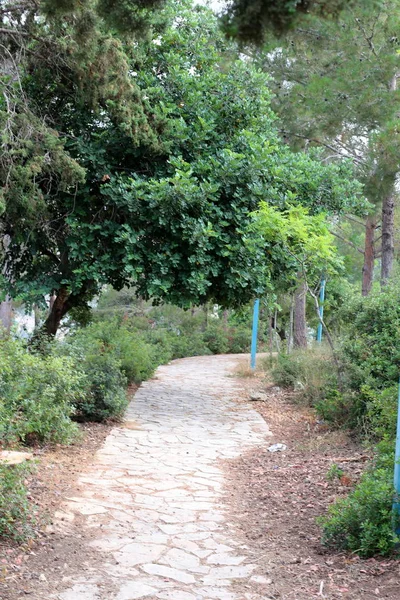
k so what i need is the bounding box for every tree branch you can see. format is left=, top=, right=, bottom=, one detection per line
left=331, top=230, right=364, bottom=255
left=306, top=282, right=344, bottom=390
left=0, top=28, right=30, bottom=37
left=345, top=214, right=368, bottom=228
left=279, top=130, right=367, bottom=165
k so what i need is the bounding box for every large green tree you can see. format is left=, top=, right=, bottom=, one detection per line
left=1, top=1, right=363, bottom=337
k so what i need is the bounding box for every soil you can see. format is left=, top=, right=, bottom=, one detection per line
left=225, top=362, right=400, bottom=600
left=0, top=421, right=113, bottom=598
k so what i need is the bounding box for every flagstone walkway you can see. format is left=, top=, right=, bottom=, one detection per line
left=52, top=354, right=271, bottom=600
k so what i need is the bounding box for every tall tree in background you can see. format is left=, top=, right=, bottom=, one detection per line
left=257, top=0, right=400, bottom=294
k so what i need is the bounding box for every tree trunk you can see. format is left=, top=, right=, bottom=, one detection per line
left=287, top=296, right=294, bottom=353
left=381, top=190, right=395, bottom=287
left=223, top=309, right=228, bottom=331
left=49, top=293, right=57, bottom=311
left=293, top=280, right=307, bottom=349
left=33, top=304, right=41, bottom=328
left=0, top=296, right=12, bottom=332
left=42, top=287, right=71, bottom=337
left=362, top=215, right=376, bottom=296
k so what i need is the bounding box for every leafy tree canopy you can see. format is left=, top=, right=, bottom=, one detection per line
left=0, top=1, right=365, bottom=336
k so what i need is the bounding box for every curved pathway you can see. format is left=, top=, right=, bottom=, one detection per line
left=52, top=355, right=271, bottom=600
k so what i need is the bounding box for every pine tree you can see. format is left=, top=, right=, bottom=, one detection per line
left=257, top=0, right=400, bottom=293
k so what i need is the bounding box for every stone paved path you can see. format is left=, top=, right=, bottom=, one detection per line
left=52, top=355, right=271, bottom=600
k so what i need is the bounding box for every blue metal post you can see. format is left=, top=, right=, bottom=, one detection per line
left=250, top=299, right=260, bottom=370
left=393, top=377, right=400, bottom=533
left=316, top=278, right=326, bottom=342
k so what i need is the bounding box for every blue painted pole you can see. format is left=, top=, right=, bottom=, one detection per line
left=250, top=298, right=260, bottom=370
left=316, top=278, right=326, bottom=342
left=393, top=377, right=400, bottom=534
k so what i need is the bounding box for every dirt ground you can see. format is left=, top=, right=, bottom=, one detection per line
left=0, top=420, right=114, bottom=598
left=225, top=363, right=400, bottom=600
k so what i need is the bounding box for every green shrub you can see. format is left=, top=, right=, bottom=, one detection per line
left=227, top=325, right=251, bottom=353
left=75, top=351, right=128, bottom=422
left=326, top=463, right=344, bottom=481
left=142, top=329, right=174, bottom=364
left=169, top=332, right=212, bottom=358
left=71, top=319, right=156, bottom=384
left=271, top=348, right=338, bottom=405
left=203, top=324, right=230, bottom=354
left=314, top=388, right=365, bottom=429
left=319, top=466, right=399, bottom=557
left=0, top=463, right=34, bottom=541
left=0, top=339, right=80, bottom=445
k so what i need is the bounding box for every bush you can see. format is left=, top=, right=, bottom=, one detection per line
left=75, top=350, right=128, bottom=422
left=339, top=285, right=400, bottom=396
left=72, top=319, right=156, bottom=384
left=0, top=339, right=80, bottom=445
left=228, top=325, right=251, bottom=353
left=168, top=332, right=212, bottom=358
left=0, top=463, right=34, bottom=541
left=203, top=324, right=230, bottom=354
left=314, top=388, right=364, bottom=429
left=271, top=348, right=338, bottom=405
left=319, top=466, right=399, bottom=557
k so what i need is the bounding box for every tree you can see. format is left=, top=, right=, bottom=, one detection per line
left=1, top=1, right=364, bottom=337
left=257, top=0, right=400, bottom=293
left=220, top=0, right=376, bottom=43
left=251, top=203, right=344, bottom=352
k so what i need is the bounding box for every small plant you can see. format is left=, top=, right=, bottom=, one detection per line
left=326, top=463, right=344, bottom=481
left=319, top=465, right=399, bottom=557
left=0, top=463, right=35, bottom=541
left=271, top=348, right=338, bottom=405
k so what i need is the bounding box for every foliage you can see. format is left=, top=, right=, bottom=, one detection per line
left=61, top=322, right=137, bottom=422
left=261, top=1, right=400, bottom=198
left=221, top=0, right=359, bottom=43
left=339, top=285, right=400, bottom=393
left=319, top=466, right=399, bottom=557
left=271, top=347, right=338, bottom=405
left=328, top=282, right=400, bottom=435
left=94, top=292, right=256, bottom=357
left=0, top=339, right=80, bottom=445
left=270, top=281, right=400, bottom=558
left=251, top=203, right=344, bottom=290
left=259, top=0, right=400, bottom=289
left=326, top=463, right=344, bottom=482
left=0, top=462, right=34, bottom=541
left=0, top=1, right=364, bottom=338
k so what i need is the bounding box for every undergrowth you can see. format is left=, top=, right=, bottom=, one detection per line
left=269, top=285, right=400, bottom=558
left=0, top=463, right=35, bottom=541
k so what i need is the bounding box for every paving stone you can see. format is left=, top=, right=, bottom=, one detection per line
left=58, top=584, right=100, bottom=600
left=201, top=564, right=256, bottom=584
left=196, top=588, right=237, bottom=600
left=155, top=591, right=197, bottom=600
left=161, top=548, right=201, bottom=570
left=113, top=543, right=166, bottom=567
left=250, top=575, right=273, bottom=584
left=140, top=563, right=196, bottom=584
left=206, top=554, right=246, bottom=566
left=115, top=581, right=158, bottom=599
